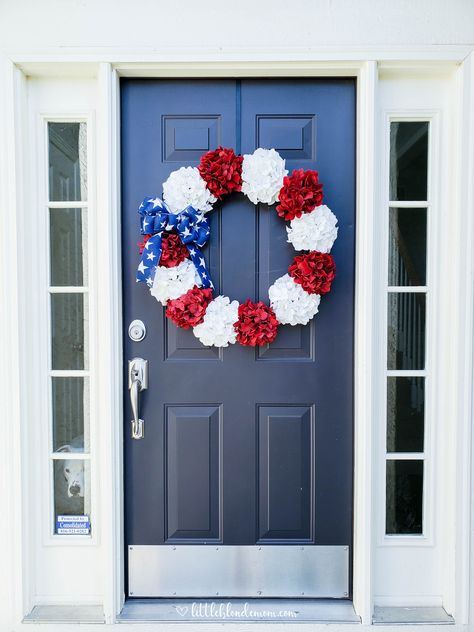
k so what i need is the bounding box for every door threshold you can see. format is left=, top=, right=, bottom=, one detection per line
left=118, top=598, right=360, bottom=623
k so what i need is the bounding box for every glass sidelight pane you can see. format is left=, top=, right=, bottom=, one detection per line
left=386, top=459, right=423, bottom=534
left=50, top=208, right=88, bottom=286
left=53, top=459, right=91, bottom=534
left=390, top=122, right=429, bottom=201
left=387, top=376, right=424, bottom=453
left=388, top=207, right=427, bottom=287
left=48, top=122, right=88, bottom=202
left=52, top=377, right=90, bottom=453
left=51, top=293, right=89, bottom=370
left=387, top=292, right=426, bottom=370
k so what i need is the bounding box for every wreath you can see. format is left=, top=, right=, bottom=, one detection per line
left=136, top=147, right=338, bottom=347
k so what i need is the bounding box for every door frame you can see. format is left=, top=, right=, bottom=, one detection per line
left=1, top=52, right=473, bottom=627
left=116, top=63, right=372, bottom=617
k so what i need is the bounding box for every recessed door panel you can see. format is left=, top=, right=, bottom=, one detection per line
left=258, top=405, right=314, bottom=541
left=165, top=405, right=221, bottom=541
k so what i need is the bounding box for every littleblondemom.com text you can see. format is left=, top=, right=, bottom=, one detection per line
left=174, top=601, right=298, bottom=619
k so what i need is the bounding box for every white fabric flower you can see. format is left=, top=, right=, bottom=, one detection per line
left=241, top=148, right=288, bottom=205
left=150, top=260, right=201, bottom=305
left=269, top=274, right=320, bottom=326
left=163, top=166, right=217, bottom=214
left=193, top=295, right=239, bottom=347
left=287, top=204, right=338, bottom=253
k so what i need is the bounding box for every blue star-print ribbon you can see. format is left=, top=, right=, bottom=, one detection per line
left=136, top=196, right=213, bottom=289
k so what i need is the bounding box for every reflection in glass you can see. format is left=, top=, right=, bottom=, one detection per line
left=50, top=208, right=87, bottom=286
left=51, top=293, right=88, bottom=370
left=388, top=208, right=427, bottom=286
left=386, top=459, right=423, bottom=534
left=390, top=122, right=429, bottom=201
left=387, top=376, right=424, bottom=452
left=53, top=459, right=91, bottom=533
left=48, top=122, right=87, bottom=201
left=387, top=292, right=425, bottom=370
left=52, top=377, right=89, bottom=452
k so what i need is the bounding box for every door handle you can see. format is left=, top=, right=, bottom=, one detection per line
left=128, top=357, right=148, bottom=440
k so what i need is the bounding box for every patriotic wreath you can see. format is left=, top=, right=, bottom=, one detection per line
left=136, top=147, right=338, bottom=348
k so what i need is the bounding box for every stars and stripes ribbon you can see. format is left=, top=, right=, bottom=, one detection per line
left=136, top=196, right=213, bottom=289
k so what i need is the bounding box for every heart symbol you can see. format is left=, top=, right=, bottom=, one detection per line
left=174, top=606, right=188, bottom=617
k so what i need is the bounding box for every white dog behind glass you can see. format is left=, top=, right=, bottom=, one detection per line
left=57, top=435, right=84, bottom=497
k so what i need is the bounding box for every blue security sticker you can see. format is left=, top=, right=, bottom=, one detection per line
left=56, top=515, right=90, bottom=535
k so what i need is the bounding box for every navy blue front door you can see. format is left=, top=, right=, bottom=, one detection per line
left=121, top=79, right=355, bottom=596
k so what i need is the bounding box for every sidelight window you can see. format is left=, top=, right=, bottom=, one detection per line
left=47, top=122, right=92, bottom=536
left=385, top=121, right=429, bottom=536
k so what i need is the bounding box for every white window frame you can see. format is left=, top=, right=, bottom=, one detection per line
left=0, top=52, right=473, bottom=629
left=38, top=113, right=99, bottom=545
left=378, top=112, right=439, bottom=548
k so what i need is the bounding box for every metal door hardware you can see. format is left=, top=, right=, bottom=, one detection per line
left=128, top=357, right=148, bottom=439
left=128, top=319, right=147, bottom=342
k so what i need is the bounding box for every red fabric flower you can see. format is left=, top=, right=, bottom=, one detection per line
left=198, top=146, right=243, bottom=198
left=276, top=169, right=323, bottom=221
left=138, top=232, right=189, bottom=267
left=159, top=232, right=189, bottom=268
left=288, top=251, right=336, bottom=295
left=166, top=286, right=213, bottom=329
left=234, top=299, right=278, bottom=346
left=137, top=234, right=152, bottom=255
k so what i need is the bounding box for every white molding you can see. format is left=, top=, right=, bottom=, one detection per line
left=0, top=55, right=29, bottom=625
left=0, top=49, right=465, bottom=81
left=96, top=62, right=124, bottom=624
left=449, top=51, right=474, bottom=626
left=352, top=60, right=377, bottom=625
left=6, top=45, right=472, bottom=65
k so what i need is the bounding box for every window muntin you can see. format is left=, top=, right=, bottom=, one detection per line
left=47, top=122, right=91, bottom=536
left=385, top=120, right=429, bottom=537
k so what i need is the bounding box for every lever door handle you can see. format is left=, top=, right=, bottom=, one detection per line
left=128, top=358, right=148, bottom=440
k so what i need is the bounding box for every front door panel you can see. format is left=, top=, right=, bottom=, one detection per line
left=121, top=78, right=355, bottom=597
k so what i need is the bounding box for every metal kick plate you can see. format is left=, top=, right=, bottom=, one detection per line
left=128, top=545, right=349, bottom=598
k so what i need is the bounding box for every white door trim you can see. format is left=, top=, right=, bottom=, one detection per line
left=96, top=60, right=378, bottom=623
left=96, top=62, right=124, bottom=622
